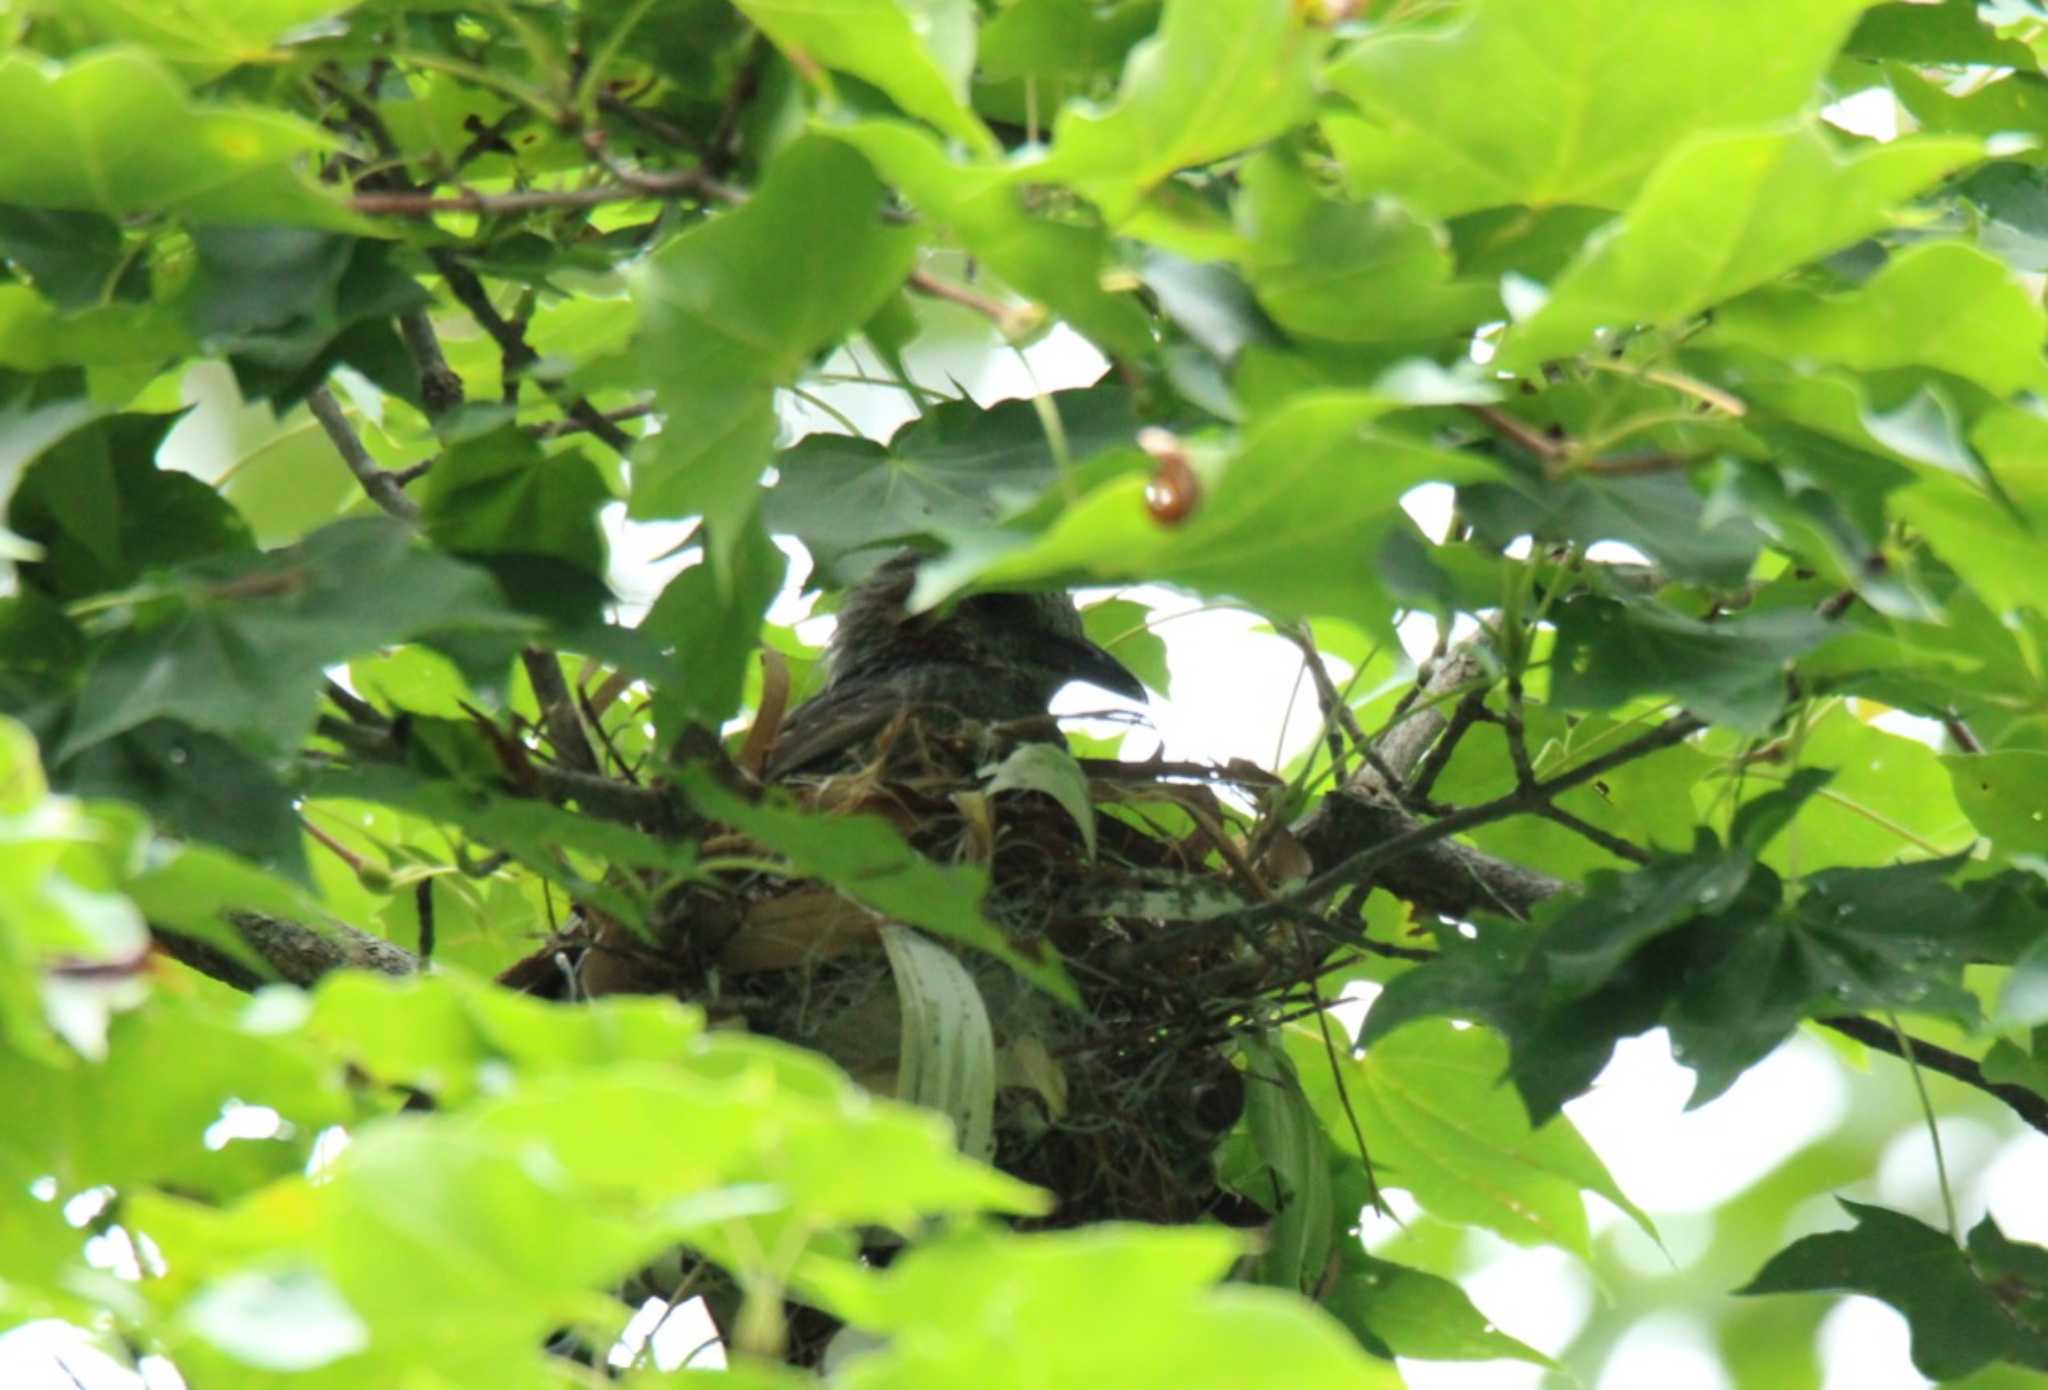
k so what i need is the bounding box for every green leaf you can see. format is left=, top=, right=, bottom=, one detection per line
left=731, top=0, right=995, bottom=154
left=0, top=992, right=346, bottom=1199
left=60, top=719, right=307, bottom=879
left=1549, top=595, right=1835, bottom=732
left=1711, top=241, right=2048, bottom=398
left=1844, top=0, right=2036, bottom=66
left=1944, top=750, right=2048, bottom=861
left=62, top=518, right=530, bottom=758
left=1739, top=1200, right=2018, bottom=1381
left=1325, top=0, right=1874, bottom=217
left=60, top=0, right=375, bottom=68
left=1237, top=150, right=1496, bottom=347
left=681, top=767, right=1078, bottom=1003
left=0, top=286, right=189, bottom=373
left=764, top=385, right=1139, bottom=585
left=9, top=413, right=252, bottom=600
left=837, top=1224, right=1402, bottom=1389
left=823, top=121, right=1154, bottom=356
left=1499, top=127, right=1979, bottom=368
left=1038, top=0, right=1321, bottom=223
left=952, top=392, right=1487, bottom=642
left=0, top=205, right=135, bottom=311
left=1079, top=597, right=1169, bottom=697
left=1460, top=470, right=1766, bottom=591
left=421, top=423, right=609, bottom=576
left=1306, top=1020, right=1649, bottom=1258
left=640, top=525, right=789, bottom=732
left=1234, top=1033, right=1336, bottom=1292
left=1326, top=1253, right=1553, bottom=1367
left=0, top=49, right=357, bottom=228
left=183, top=228, right=426, bottom=410
left=629, top=136, right=919, bottom=570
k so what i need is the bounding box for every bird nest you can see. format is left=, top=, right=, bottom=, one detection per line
left=554, top=717, right=1312, bottom=1231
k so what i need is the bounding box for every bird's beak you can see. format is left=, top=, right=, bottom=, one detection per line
left=1039, top=631, right=1149, bottom=705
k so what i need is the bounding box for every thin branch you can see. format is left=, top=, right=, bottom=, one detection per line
left=1820, top=1016, right=2048, bottom=1138
left=399, top=310, right=465, bottom=419
left=313, top=715, right=690, bottom=834
left=430, top=252, right=638, bottom=456
left=154, top=912, right=417, bottom=993
left=1461, top=402, right=1564, bottom=464
left=1537, top=803, right=1655, bottom=864
left=307, top=387, right=420, bottom=522
left=352, top=168, right=731, bottom=217
left=522, top=648, right=601, bottom=777
left=907, top=268, right=1042, bottom=338
left=324, top=677, right=386, bottom=729
left=529, top=402, right=657, bottom=437
left=1268, top=710, right=1707, bottom=922
left=1410, top=691, right=1488, bottom=802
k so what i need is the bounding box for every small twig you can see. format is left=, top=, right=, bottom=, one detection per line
left=1501, top=673, right=1538, bottom=791
left=1942, top=713, right=1985, bottom=755
left=522, top=648, right=602, bottom=777
left=1285, top=625, right=1362, bottom=785
left=415, top=880, right=436, bottom=966
left=1261, top=711, right=1707, bottom=922
left=1536, top=804, right=1654, bottom=864
left=907, top=268, right=1041, bottom=338
left=529, top=402, right=657, bottom=437
left=307, top=386, right=420, bottom=522
left=1410, top=691, right=1488, bottom=802
left=1820, top=1015, right=2048, bottom=1138
left=324, top=678, right=386, bottom=728
left=1461, top=402, right=1564, bottom=464
left=399, top=310, right=465, bottom=419
left=430, top=251, right=638, bottom=456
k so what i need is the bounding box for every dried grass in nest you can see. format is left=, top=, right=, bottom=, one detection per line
left=572, top=724, right=1317, bottom=1228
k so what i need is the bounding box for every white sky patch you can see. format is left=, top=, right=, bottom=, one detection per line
left=1822, top=87, right=1903, bottom=141
left=1818, top=1298, right=1933, bottom=1390
left=1566, top=1031, right=1849, bottom=1214
left=1595, top=1313, right=1732, bottom=1390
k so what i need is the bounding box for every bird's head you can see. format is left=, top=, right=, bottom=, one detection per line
left=824, top=551, right=1148, bottom=710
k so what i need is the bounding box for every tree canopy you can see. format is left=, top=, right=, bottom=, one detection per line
left=2, top=0, right=2048, bottom=1385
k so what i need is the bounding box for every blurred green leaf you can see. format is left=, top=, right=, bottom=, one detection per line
left=630, top=136, right=918, bottom=571
left=1740, top=1202, right=2033, bottom=1381
left=1326, top=0, right=1873, bottom=217
left=732, top=0, right=994, bottom=154
left=0, top=49, right=357, bottom=228
left=1500, top=127, right=1979, bottom=368
left=1039, top=0, right=1320, bottom=223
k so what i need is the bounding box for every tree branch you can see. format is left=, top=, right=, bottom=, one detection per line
left=307, top=387, right=420, bottom=522
left=1820, top=1016, right=2048, bottom=1137
left=154, top=912, right=417, bottom=992
left=353, top=168, right=731, bottom=217
left=429, top=251, right=639, bottom=456
left=521, top=648, right=601, bottom=777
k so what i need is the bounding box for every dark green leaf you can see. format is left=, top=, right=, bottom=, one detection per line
left=631, top=136, right=919, bottom=574
left=1740, top=1200, right=2015, bottom=1381
left=422, top=423, right=609, bottom=576
left=63, top=518, right=529, bottom=758
left=1549, top=596, right=1834, bottom=732
left=10, top=413, right=251, bottom=600
left=765, top=385, right=1138, bottom=584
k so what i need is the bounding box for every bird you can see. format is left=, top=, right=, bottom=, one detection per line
left=764, top=551, right=1147, bottom=780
